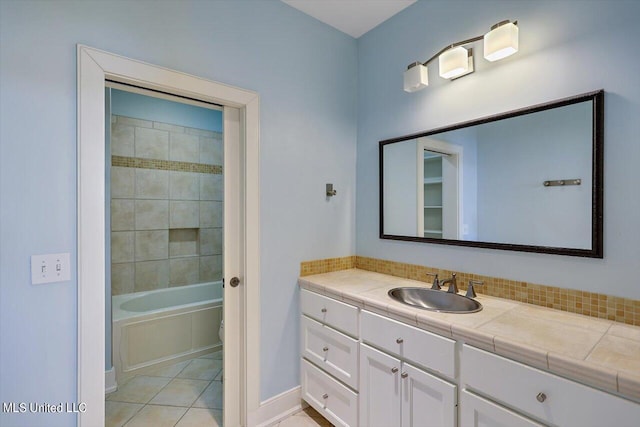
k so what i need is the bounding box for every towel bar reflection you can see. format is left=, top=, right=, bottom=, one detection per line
left=544, top=179, right=581, bottom=187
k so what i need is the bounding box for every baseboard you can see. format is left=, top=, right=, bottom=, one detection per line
left=105, top=368, right=117, bottom=394
left=247, top=386, right=305, bottom=427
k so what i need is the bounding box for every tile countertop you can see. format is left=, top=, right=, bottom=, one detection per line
left=298, top=269, right=640, bottom=404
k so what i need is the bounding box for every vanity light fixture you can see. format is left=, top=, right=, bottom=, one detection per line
left=403, top=20, right=518, bottom=92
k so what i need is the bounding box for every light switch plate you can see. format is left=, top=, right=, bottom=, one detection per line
left=31, top=253, right=71, bottom=285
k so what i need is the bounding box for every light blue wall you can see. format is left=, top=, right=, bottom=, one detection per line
left=0, top=1, right=356, bottom=424
left=475, top=103, right=592, bottom=247
left=111, top=88, right=223, bottom=132
left=357, top=0, right=640, bottom=299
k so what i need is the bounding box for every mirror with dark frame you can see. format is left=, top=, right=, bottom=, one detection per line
left=380, top=90, right=603, bottom=258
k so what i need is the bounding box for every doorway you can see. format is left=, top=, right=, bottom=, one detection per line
left=104, top=84, right=225, bottom=425
left=416, top=138, right=463, bottom=239
left=77, top=46, right=260, bottom=426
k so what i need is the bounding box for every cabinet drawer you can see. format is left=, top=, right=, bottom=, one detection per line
left=462, top=344, right=640, bottom=427
left=361, top=310, right=456, bottom=379
left=460, top=390, right=543, bottom=427
left=301, top=289, right=358, bottom=337
left=302, top=315, right=359, bottom=389
left=302, top=358, right=358, bottom=427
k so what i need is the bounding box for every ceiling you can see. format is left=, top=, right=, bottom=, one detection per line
left=281, top=0, right=417, bottom=38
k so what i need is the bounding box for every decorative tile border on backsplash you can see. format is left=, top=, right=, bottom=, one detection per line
left=298, top=255, right=640, bottom=326
left=300, top=256, right=356, bottom=276
left=354, top=256, right=640, bottom=327
left=112, top=155, right=222, bottom=175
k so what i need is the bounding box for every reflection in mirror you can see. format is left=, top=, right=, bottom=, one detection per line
left=380, top=90, right=603, bottom=258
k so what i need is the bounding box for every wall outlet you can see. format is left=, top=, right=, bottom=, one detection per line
left=31, top=253, right=71, bottom=285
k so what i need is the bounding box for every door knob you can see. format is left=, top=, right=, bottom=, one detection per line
left=229, top=277, right=240, bottom=287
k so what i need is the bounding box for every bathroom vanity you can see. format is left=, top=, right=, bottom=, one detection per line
left=299, top=269, right=640, bottom=427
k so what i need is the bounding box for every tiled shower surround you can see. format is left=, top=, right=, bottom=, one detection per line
left=110, top=115, right=223, bottom=295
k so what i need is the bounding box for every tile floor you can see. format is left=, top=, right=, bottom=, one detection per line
left=106, top=350, right=333, bottom=427
left=275, top=406, right=333, bottom=427
left=106, top=351, right=223, bottom=427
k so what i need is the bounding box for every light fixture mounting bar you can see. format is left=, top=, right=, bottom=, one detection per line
left=422, top=35, right=484, bottom=67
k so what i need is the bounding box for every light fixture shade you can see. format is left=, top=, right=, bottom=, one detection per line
left=439, top=46, right=469, bottom=79
left=404, top=63, right=428, bottom=92
left=484, top=22, right=519, bottom=62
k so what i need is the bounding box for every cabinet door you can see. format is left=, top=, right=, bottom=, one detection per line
left=460, top=390, right=543, bottom=427
left=401, top=362, right=457, bottom=427
left=360, top=343, right=401, bottom=427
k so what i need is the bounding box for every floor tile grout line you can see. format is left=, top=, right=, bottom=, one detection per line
left=107, top=353, right=224, bottom=426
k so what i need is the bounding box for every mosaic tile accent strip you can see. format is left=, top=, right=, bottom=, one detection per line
left=112, top=156, right=222, bottom=175
left=354, top=256, right=640, bottom=327
left=300, top=256, right=356, bottom=276
left=298, top=255, right=640, bottom=326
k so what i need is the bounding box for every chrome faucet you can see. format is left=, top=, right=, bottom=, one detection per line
left=426, top=272, right=440, bottom=290
left=441, top=273, right=458, bottom=294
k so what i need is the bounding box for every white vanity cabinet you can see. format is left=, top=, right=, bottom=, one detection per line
left=461, top=344, right=640, bottom=427
left=300, top=284, right=640, bottom=427
left=359, top=310, right=458, bottom=427
left=300, top=289, right=359, bottom=426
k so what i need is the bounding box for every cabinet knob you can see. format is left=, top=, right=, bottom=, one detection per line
left=396, top=338, right=404, bottom=344
left=323, top=346, right=329, bottom=352
left=322, top=393, right=329, bottom=399
left=401, top=372, right=409, bottom=379
left=536, top=392, right=547, bottom=403
left=321, top=308, right=327, bottom=313
left=391, top=367, right=399, bottom=373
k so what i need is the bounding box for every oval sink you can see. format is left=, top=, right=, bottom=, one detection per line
left=388, top=287, right=482, bottom=313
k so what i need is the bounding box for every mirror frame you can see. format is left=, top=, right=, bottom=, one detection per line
left=379, top=90, right=604, bottom=258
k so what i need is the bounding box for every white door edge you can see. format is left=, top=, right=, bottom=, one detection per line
left=77, top=45, right=260, bottom=427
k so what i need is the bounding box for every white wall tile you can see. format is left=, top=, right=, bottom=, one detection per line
left=111, top=199, right=135, bottom=231
left=135, top=200, right=169, bottom=230
left=111, top=124, right=134, bottom=157
left=111, top=231, right=134, bottom=263
left=111, top=167, right=135, bottom=199
left=199, top=228, right=222, bottom=256
left=111, top=263, right=134, bottom=295
left=170, top=172, right=199, bottom=200
left=186, top=128, right=216, bottom=138
left=154, top=122, right=185, bottom=133
left=170, top=201, right=200, bottom=228
left=199, top=255, right=222, bottom=282
left=117, top=116, right=153, bottom=128
left=199, top=136, right=223, bottom=165
left=170, top=132, right=199, bottom=163
left=199, top=201, right=222, bottom=228
left=170, top=257, right=199, bottom=286
left=135, top=230, right=169, bottom=261
left=199, top=174, right=223, bottom=201
left=135, top=169, right=169, bottom=199
left=135, top=127, right=169, bottom=160
left=135, top=260, right=169, bottom=292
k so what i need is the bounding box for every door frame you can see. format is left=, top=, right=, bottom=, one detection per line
left=77, top=45, right=260, bottom=426
left=416, top=137, right=463, bottom=239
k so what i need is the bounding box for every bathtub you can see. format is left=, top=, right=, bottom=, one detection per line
left=112, top=281, right=222, bottom=382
